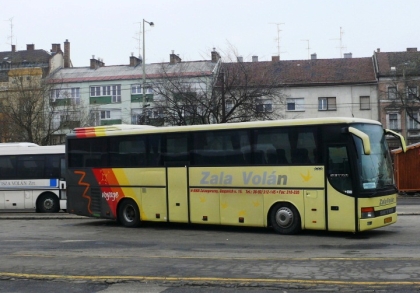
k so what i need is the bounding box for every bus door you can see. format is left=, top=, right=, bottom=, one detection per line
left=326, top=145, right=356, bottom=232
left=164, top=133, right=190, bottom=223
left=166, top=163, right=189, bottom=223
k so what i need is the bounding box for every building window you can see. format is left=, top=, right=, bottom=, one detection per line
left=90, top=86, right=101, bottom=97
left=131, top=84, right=142, bottom=94
left=408, top=113, right=419, bottom=129
left=388, top=113, right=400, bottom=130
left=408, top=86, right=418, bottom=100
left=286, top=98, right=305, bottom=111
left=50, top=88, right=80, bottom=105
left=131, top=84, right=153, bottom=95
left=90, top=84, right=121, bottom=99
left=226, top=100, right=233, bottom=112
left=112, top=85, right=121, bottom=103
left=256, top=99, right=273, bottom=112
left=360, top=96, right=370, bottom=110
left=318, top=97, right=336, bottom=111
left=101, top=111, right=111, bottom=119
left=388, top=87, right=397, bottom=99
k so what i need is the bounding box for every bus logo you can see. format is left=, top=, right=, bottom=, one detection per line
left=200, top=171, right=288, bottom=186
left=102, top=192, right=119, bottom=201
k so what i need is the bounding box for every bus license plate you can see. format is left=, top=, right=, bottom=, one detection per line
left=384, top=217, right=392, bottom=224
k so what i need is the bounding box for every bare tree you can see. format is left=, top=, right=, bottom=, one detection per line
left=0, top=68, right=86, bottom=145
left=150, top=47, right=285, bottom=126
left=395, top=66, right=420, bottom=124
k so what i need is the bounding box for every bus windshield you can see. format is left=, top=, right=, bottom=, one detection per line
left=353, top=124, right=394, bottom=191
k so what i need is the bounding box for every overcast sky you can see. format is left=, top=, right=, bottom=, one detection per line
left=2, top=0, right=419, bottom=67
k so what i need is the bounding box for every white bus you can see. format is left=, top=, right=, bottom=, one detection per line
left=0, top=144, right=66, bottom=212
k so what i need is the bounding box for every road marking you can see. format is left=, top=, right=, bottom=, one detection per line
left=9, top=253, right=420, bottom=261
left=1, top=272, right=420, bottom=286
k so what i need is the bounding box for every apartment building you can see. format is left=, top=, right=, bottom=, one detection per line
left=48, top=50, right=221, bottom=143
left=374, top=48, right=420, bottom=148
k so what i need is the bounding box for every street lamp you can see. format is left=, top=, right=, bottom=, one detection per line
left=142, top=19, right=154, bottom=124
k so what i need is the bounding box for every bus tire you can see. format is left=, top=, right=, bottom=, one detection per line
left=37, top=193, right=60, bottom=213
left=270, top=203, right=301, bottom=235
left=118, top=199, right=141, bottom=228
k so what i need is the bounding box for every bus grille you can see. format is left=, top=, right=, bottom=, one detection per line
left=90, top=187, right=102, bottom=215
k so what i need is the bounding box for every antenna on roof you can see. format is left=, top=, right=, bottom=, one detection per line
left=6, top=17, right=15, bottom=47
left=301, top=39, right=310, bottom=59
left=330, top=26, right=346, bottom=58
left=269, top=22, right=285, bottom=60
left=133, top=22, right=142, bottom=58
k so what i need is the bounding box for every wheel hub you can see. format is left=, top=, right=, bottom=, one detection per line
left=275, top=207, right=294, bottom=228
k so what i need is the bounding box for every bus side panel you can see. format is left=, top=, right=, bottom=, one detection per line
left=24, top=190, right=33, bottom=209
left=67, top=170, right=103, bottom=217
left=304, top=190, right=326, bottom=230
left=167, top=167, right=189, bottom=223
left=141, top=187, right=167, bottom=222
left=189, top=188, right=220, bottom=224
left=4, top=191, right=24, bottom=209
left=358, top=194, right=397, bottom=231
left=327, top=183, right=356, bottom=232
left=220, top=191, right=264, bottom=227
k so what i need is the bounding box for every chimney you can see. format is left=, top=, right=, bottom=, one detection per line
left=311, top=53, right=317, bottom=60
left=27, top=44, right=34, bottom=51
left=64, top=39, right=71, bottom=68
left=211, top=48, right=221, bottom=62
left=377, top=48, right=381, bottom=53
left=11, top=45, right=15, bottom=52
left=407, top=48, right=418, bottom=52
left=252, top=56, right=258, bottom=62
left=51, top=44, right=62, bottom=53
left=170, top=50, right=182, bottom=64
left=272, top=56, right=280, bottom=62
left=130, top=53, right=141, bottom=67
left=237, top=56, right=243, bottom=62
left=90, top=55, right=104, bottom=69
left=344, top=52, right=352, bottom=59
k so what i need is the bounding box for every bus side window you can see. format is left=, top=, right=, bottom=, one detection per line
left=164, top=134, right=189, bottom=164
left=0, top=156, right=16, bottom=179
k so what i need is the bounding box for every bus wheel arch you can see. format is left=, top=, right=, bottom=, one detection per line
left=269, top=202, right=302, bottom=235
left=36, top=192, right=60, bottom=213
left=117, top=199, right=141, bottom=228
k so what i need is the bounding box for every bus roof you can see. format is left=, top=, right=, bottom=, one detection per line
left=69, top=117, right=382, bottom=138
left=0, top=145, right=64, bottom=156
left=0, top=142, right=39, bottom=147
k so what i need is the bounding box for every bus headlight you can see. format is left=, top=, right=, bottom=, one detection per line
left=361, top=207, right=375, bottom=218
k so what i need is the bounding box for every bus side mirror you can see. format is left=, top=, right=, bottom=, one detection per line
left=385, top=129, right=407, bottom=153
left=342, top=127, right=371, bottom=155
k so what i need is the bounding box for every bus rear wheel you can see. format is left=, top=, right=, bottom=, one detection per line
left=37, top=193, right=60, bottom=213
left=118, top=199, right=141, bottom=228
left=270, top=203, right=301, bottom=235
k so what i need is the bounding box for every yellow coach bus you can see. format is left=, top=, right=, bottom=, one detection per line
left=66, top=117, right=406, bottom=234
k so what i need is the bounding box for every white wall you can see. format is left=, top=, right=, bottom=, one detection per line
left=280, top=84, right=379, bottom=121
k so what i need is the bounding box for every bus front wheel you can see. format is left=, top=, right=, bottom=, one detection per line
left=118, top=199, right=141, bottom=228
left=37, top=193, right=60, bottom=213
left=270, top=203, right=301, bottom=235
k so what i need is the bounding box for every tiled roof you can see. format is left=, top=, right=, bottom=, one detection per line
left=222, top=57, right=377, bottom=86
left=0, top=49, right=51, bottom=65
left=49, top=60, right=218, bottom=83
left=375, top=51, right=420, bottom=77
